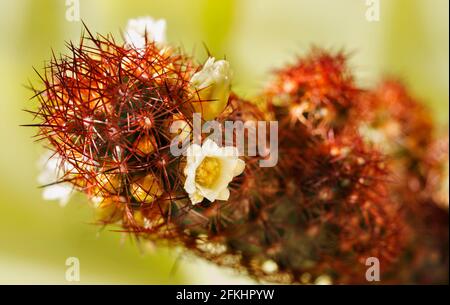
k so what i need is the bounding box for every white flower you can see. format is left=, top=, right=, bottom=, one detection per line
left=190, top=57, right=232, bottom=120
left=184, top=139, right=245, bottom=205
left=124, top=16, right=167, bottom=49
left=38, top=152, right=74, bottom=206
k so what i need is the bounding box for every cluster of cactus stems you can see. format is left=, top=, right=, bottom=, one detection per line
left=27, top=22, right=448, bottom=284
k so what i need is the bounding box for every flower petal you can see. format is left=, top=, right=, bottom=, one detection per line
left=189, top=192, right=204, bottom=205
left=233, top=159, right=246, bottom=176
left=201, top=139, right=221, bottom=155
left=124, top=17, right=167, bottom=49
left=216, top=188, right=230, bottom=201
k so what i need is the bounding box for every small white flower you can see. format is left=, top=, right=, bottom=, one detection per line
left=190, top=57, right=232, bottom=120
left=124, top=16, right=167, bottom=49
left=38, top=152, right=74, bottom=206
left=184, top=139, right=245, bottom=205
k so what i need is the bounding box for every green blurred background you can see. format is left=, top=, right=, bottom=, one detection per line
left=0, top=0, right=447, bottom=284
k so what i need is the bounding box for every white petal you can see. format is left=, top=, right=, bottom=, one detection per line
left=184, top=168, right=198, bottom=194
left=42, top=184, right=72, bottom=207
left=191, top=57, right=216, bottom=88
left=201, top=139, right=221, bottom=155
left=216, top=188, right=230, bottom=201
left=38, top=151, right=73, bottom=206
left=197, top=185, right=220, bottom=202
left=186, top=143, right=203, bottom=161
left=189, top=192, right=204, bottom=205
left=221, top=145, right=240, bottom=158
left=124, top=17, right=167, bottom=49
left=233, top=159, right=246, bottom=176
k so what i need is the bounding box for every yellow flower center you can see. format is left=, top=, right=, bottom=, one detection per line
left=195, top=157, right=221, bottom=188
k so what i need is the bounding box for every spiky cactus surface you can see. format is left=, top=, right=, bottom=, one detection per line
left=27, top=20, right=448, bottom=284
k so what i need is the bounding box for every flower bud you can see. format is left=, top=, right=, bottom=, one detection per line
left=190, top=57, right=232, bottom=120
left=131, top=174, right=163, bottom=204
left=124, top=17, right=166, bottom=49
